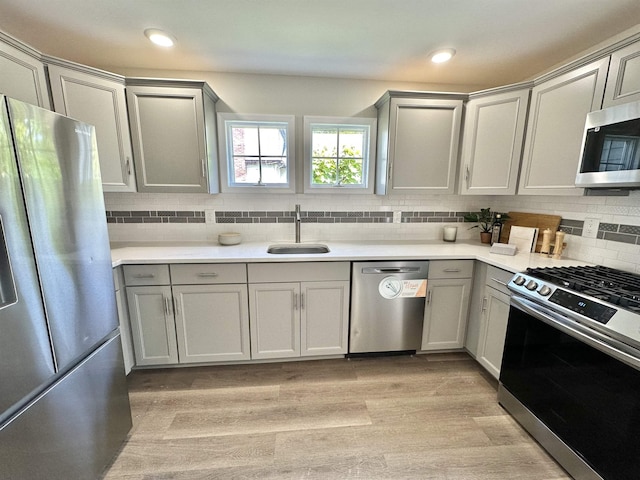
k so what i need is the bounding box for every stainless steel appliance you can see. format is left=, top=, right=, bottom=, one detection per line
left=576, top=99, right=640, bottom=189
left=350, top=260, right=428, bottom=353
left=0, top=96, right=131, bottom=478
left=500, top=265, right=640, bottom=480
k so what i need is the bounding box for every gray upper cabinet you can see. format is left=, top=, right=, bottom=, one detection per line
left=126, top=78, right=220, bottom=194
left=459, top=86, right=530, bottom=195
left=518, top=58, right=609, bottom=196
left=0, top=31, right=50, bottom=109
left=375, top=91, right=464, bottom=195
left=46, top=58, right=136, bottom=192
left=603, top=39, right=640, bottom=107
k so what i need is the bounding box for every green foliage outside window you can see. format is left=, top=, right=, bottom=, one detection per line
left=311, top=144, right=363, bottom=185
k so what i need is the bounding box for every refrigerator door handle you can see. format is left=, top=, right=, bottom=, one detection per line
left=0, top=215, right=18, bottom=310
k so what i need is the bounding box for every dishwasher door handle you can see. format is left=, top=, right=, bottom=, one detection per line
left=361, top=267, right=421, bottom=274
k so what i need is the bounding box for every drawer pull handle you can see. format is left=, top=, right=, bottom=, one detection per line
left=443, top=268, right=461, bottom=273
left=198, top=273, right=219, bottom=277
left=490, top=277, right=509, bottom=286
left=134, top=273, right=155, bottom=278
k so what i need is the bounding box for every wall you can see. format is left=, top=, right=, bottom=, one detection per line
left=105, top=69, right=640, bottom=274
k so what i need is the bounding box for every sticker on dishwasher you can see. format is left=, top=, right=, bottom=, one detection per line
left=378, top=277, right=427, bottom=299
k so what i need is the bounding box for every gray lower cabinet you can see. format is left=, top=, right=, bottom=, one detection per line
left=0, top=31, right=50, bottom=109
left=126, top=284, right=178, bottom=366
left=470, top=265, right=513, bottom=379
left=113, top=267, right=135, bottom=374
left=125, top=78, right=220, bottom=194
left=46, top=58, right=136, bottom=192
left=421, top=260, right=473, bottom=351
left=518, top=57, right=609, bottom=195
left=173, top=284, right=250, bottom=363
left=123, top=263, right=249, bottom=366
left=248, top=263, right=350, bottom=360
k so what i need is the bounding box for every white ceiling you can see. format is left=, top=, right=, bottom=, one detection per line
left=1, top=0, right=640, bottom=89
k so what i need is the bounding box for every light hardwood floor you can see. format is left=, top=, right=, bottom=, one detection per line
left=104, top=353, right=571, bottom=479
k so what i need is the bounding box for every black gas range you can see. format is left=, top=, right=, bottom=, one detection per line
left=508, top=265, right=640, bottom=350
left=500, top=264, right=640, bottom=480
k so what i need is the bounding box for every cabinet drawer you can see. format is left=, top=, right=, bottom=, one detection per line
left=248, top=262, right=350, bottom=283
left=123, top=264, right=170, bottom=286
left=170, top=263, right=247, bottom=284
left=428, top=260, right=473, bottom=279
left=485, top=266, right=513, bottom=294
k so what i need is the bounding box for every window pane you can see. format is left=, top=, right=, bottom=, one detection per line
left=225, top=119, right=291, bottom=187
left=259, top=126, right=287, bottom=156
left=309, top=123, right=368, bottom=187
left=312, top=158, right=338, bottom=185
left=232, top=156, right=260, bottom=184
left=337, top=157, right=363, bottom=185
left=339, top=129, right=365, bottom=160
left=261, top=156, right=288, bottom=183
left=231, top=126, right=259, bottom=156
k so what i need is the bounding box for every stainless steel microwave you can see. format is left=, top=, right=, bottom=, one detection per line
left=575, top=100, right=640, bottom=189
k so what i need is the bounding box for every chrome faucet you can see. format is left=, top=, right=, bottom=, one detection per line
left=295, top=204, right=301, bottom=243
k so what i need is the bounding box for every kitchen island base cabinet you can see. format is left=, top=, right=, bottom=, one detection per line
left=248, top=263, right=350, bottom=361
left=421, top=260, right=473, bottom=351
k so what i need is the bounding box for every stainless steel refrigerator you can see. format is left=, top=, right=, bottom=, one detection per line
left=0, top=96, right=131, bottom=479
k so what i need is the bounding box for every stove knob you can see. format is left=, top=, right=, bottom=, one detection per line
left=538, top=285, right=552, bottom=296
left=513, top=275, right=526, bottom=286
left=525, top=280, right=538, bottom=291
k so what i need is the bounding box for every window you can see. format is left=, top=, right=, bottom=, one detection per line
left=218, top=113, right=295, bottom=192
left=304, top=116, right=376, bottom=193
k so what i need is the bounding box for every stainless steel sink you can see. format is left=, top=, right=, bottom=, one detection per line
left=267, top=243, right=330, bottom=254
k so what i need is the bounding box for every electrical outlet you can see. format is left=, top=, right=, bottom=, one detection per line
left=205, top=209, right=216, bottom=224
left=582, top=218, right=599, bottom=238
left=393, top=211, right=402, bottom=224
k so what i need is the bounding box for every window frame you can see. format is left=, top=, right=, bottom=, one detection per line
left=218, top=113, right=296, bottom=193
left=303, top=116, right=377, bottom=194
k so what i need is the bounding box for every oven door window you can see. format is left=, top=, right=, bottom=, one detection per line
left=500, top=305, right=640, bottom=480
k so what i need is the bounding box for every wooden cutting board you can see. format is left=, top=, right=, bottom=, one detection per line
left=499, top=212, right=562, bottom=253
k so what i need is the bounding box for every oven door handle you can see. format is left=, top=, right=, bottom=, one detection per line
left=511, top=295, right=640, bottom=371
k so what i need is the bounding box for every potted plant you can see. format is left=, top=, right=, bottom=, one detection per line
left=464, top=208, right=509, bottom=244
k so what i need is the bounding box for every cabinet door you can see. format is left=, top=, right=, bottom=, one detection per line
left=386, top=97, right=463, bottom=194
left=0, top=36, right=50, bottom=108
left=421, top=278, right=471, bottom=351
left=465, top=262, right=487, bottom=358
left=460, top=88, right=529, bottom=195
left=249, top=283, right=300, bottom=359
left=301, top=281, right=349, bottom=356
left=114, top=286, right=135, bottom=374
left=173, top=284, right=250, bottom=363
left=518, top=58, right=609, bottom=195
left=603, top=40, right=640, bottom=107
left=126, top=86, right=209, bottom=193
left=477, top=287, right=511, bottom=379
left=126, top=286, right=178, bottom=366
left=47, top=64, right=136, bottom=192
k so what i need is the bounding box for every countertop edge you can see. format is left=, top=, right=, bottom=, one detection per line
left=111, top=241, right=590, bottom=273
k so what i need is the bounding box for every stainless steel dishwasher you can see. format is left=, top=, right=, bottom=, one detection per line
left=349, top=260, right=429, bottom=353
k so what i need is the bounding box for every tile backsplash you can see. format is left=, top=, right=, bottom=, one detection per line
left=105, top=190, right=640, bottom=273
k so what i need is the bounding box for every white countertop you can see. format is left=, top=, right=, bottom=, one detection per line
left=111, top=240, right=589, bottom=273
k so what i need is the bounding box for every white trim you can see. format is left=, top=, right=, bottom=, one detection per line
left=217, top=112, right=296, bottom=193
left=303, top=115, right=377, bottom=194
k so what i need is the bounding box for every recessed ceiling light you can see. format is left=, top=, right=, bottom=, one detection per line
left=430, top=48, right=456, bottom=64
left=144, top=29, right=176, bottom=48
